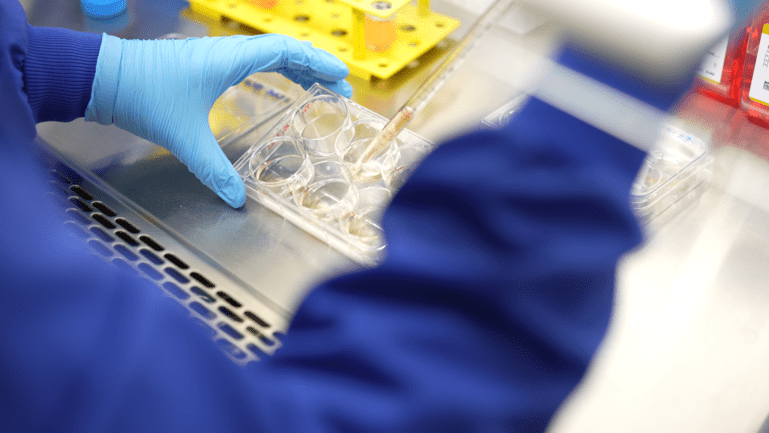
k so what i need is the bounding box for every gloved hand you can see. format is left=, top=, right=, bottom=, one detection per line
left=85, top=34, right=353, bottom=208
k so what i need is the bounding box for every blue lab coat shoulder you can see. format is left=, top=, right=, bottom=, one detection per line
left=0, top=0, right=670, bottom=431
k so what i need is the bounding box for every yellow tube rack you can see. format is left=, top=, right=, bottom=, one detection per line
left=187, top=0, right=460, bottom=80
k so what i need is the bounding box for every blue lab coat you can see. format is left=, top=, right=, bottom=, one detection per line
left=0, top=0, right=690, bottom=431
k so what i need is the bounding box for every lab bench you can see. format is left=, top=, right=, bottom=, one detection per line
left=24, top=1, right=769, bottom=432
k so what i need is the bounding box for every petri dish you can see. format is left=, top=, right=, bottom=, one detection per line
left=294, top=160, right=359, bottom=221
left=292, top=95, right=351, bottom=156
left=336, top=119, right=396, bottom=183
left=248, top=136, right=313, bottom=197
left=340, top=186, right=392, bottom=246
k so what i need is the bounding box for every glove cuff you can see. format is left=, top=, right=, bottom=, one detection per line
left=24, top=25, right=102, bottom=123
left=85, top=34, right=123, bottom=125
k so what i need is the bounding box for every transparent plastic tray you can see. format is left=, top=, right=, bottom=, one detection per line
left=631, top=124, right=714, bottom=223
left=232, top=83, right=436, bottom=265
left=210, top=72, right=304, bottom=146
left=480, top=94, right=528, bottom=128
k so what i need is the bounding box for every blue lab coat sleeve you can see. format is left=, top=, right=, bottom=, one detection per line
left=0, top=0, right=101, bottom=126
left=0, top=0, right=689, bottom=431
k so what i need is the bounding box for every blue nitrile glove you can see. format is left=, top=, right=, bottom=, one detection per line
left=85, top=34, right=353, bottom=208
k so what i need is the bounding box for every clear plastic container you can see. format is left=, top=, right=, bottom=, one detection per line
left=481, top=94, right=528, bottom=128
left=210, top=73, right=303, bottom=146
left=336, top=119, right=400, bottom=183
left=233, top=84, right=436, bottom=265
left=248, top=136, right=313, bottom=198
left=294, top=159, right=359, bottom=222
left=631, top=124, right=714, bottom=223
left=292, top=95, right=351, bottom=156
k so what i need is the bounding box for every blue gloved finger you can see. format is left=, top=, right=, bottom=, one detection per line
left=214, top=35, right=350, bottom=96
left=174, top=121, right=247, bottom=208
left=248, top=35, right=349, bottom=82
left=318, top=79, right=353, bottom=99
left=279, top=68, right=314, bottom=91
left=281, top=68, right=353, bottom=98
left=283, top=41, right=351, bottom=82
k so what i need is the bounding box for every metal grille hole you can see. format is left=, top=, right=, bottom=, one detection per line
left=69, top=197, right=92, bottom=212
left=244, top=311, right=270, bottom=328
left=246, top=327, right=275, bottom=346
left=92, top=213, right=116, bottom=229
left=69, top=185, right=93, bottom=200
left=191, top=286, right=216, bottom=303
left=217, top=291, right=242, bottom=308
left=164, top=253, right=189, bottom=269
left=138, top=262, right=163, bottom=280
left=162, top=281, right=190, bottom=300
left=139, top=249, right=164, bottom=265
left=165, top=267, right=190, bottom=284
left=189, top=301, right=216, bottom=320
left=114, top=244, right=139, bottom=261
left=218, top=323, right=244, bottom=340
left=190, top=272, right=215, bottom=288
left=92, top=201, right=116, bottom=217
left=115, top=218, right=140, bottom=234
left=115, top=231, right=139, bottom=246
left=139, top=235, right=164, bottom=251
left=218, top=306, right=243, bottom=323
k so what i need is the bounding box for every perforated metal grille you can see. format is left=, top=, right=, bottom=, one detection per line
left=45, top=165, right=283, bottom=365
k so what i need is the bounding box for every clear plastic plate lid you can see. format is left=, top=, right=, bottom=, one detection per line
left=631, top=123, right=714, bottom=222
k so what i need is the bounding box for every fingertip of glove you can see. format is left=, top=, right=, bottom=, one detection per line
left=337, top=80, right=353, bottom=99
left=308, top=47, right=349, bottom=79
left=326, top=55, right=350, bottom=79
left=322, top=80, right=353, bottom=98
left=219, top=176, right=247, bottom=208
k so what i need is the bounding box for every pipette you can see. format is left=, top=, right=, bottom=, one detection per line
left=357, top=0, right=518, bottom=166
